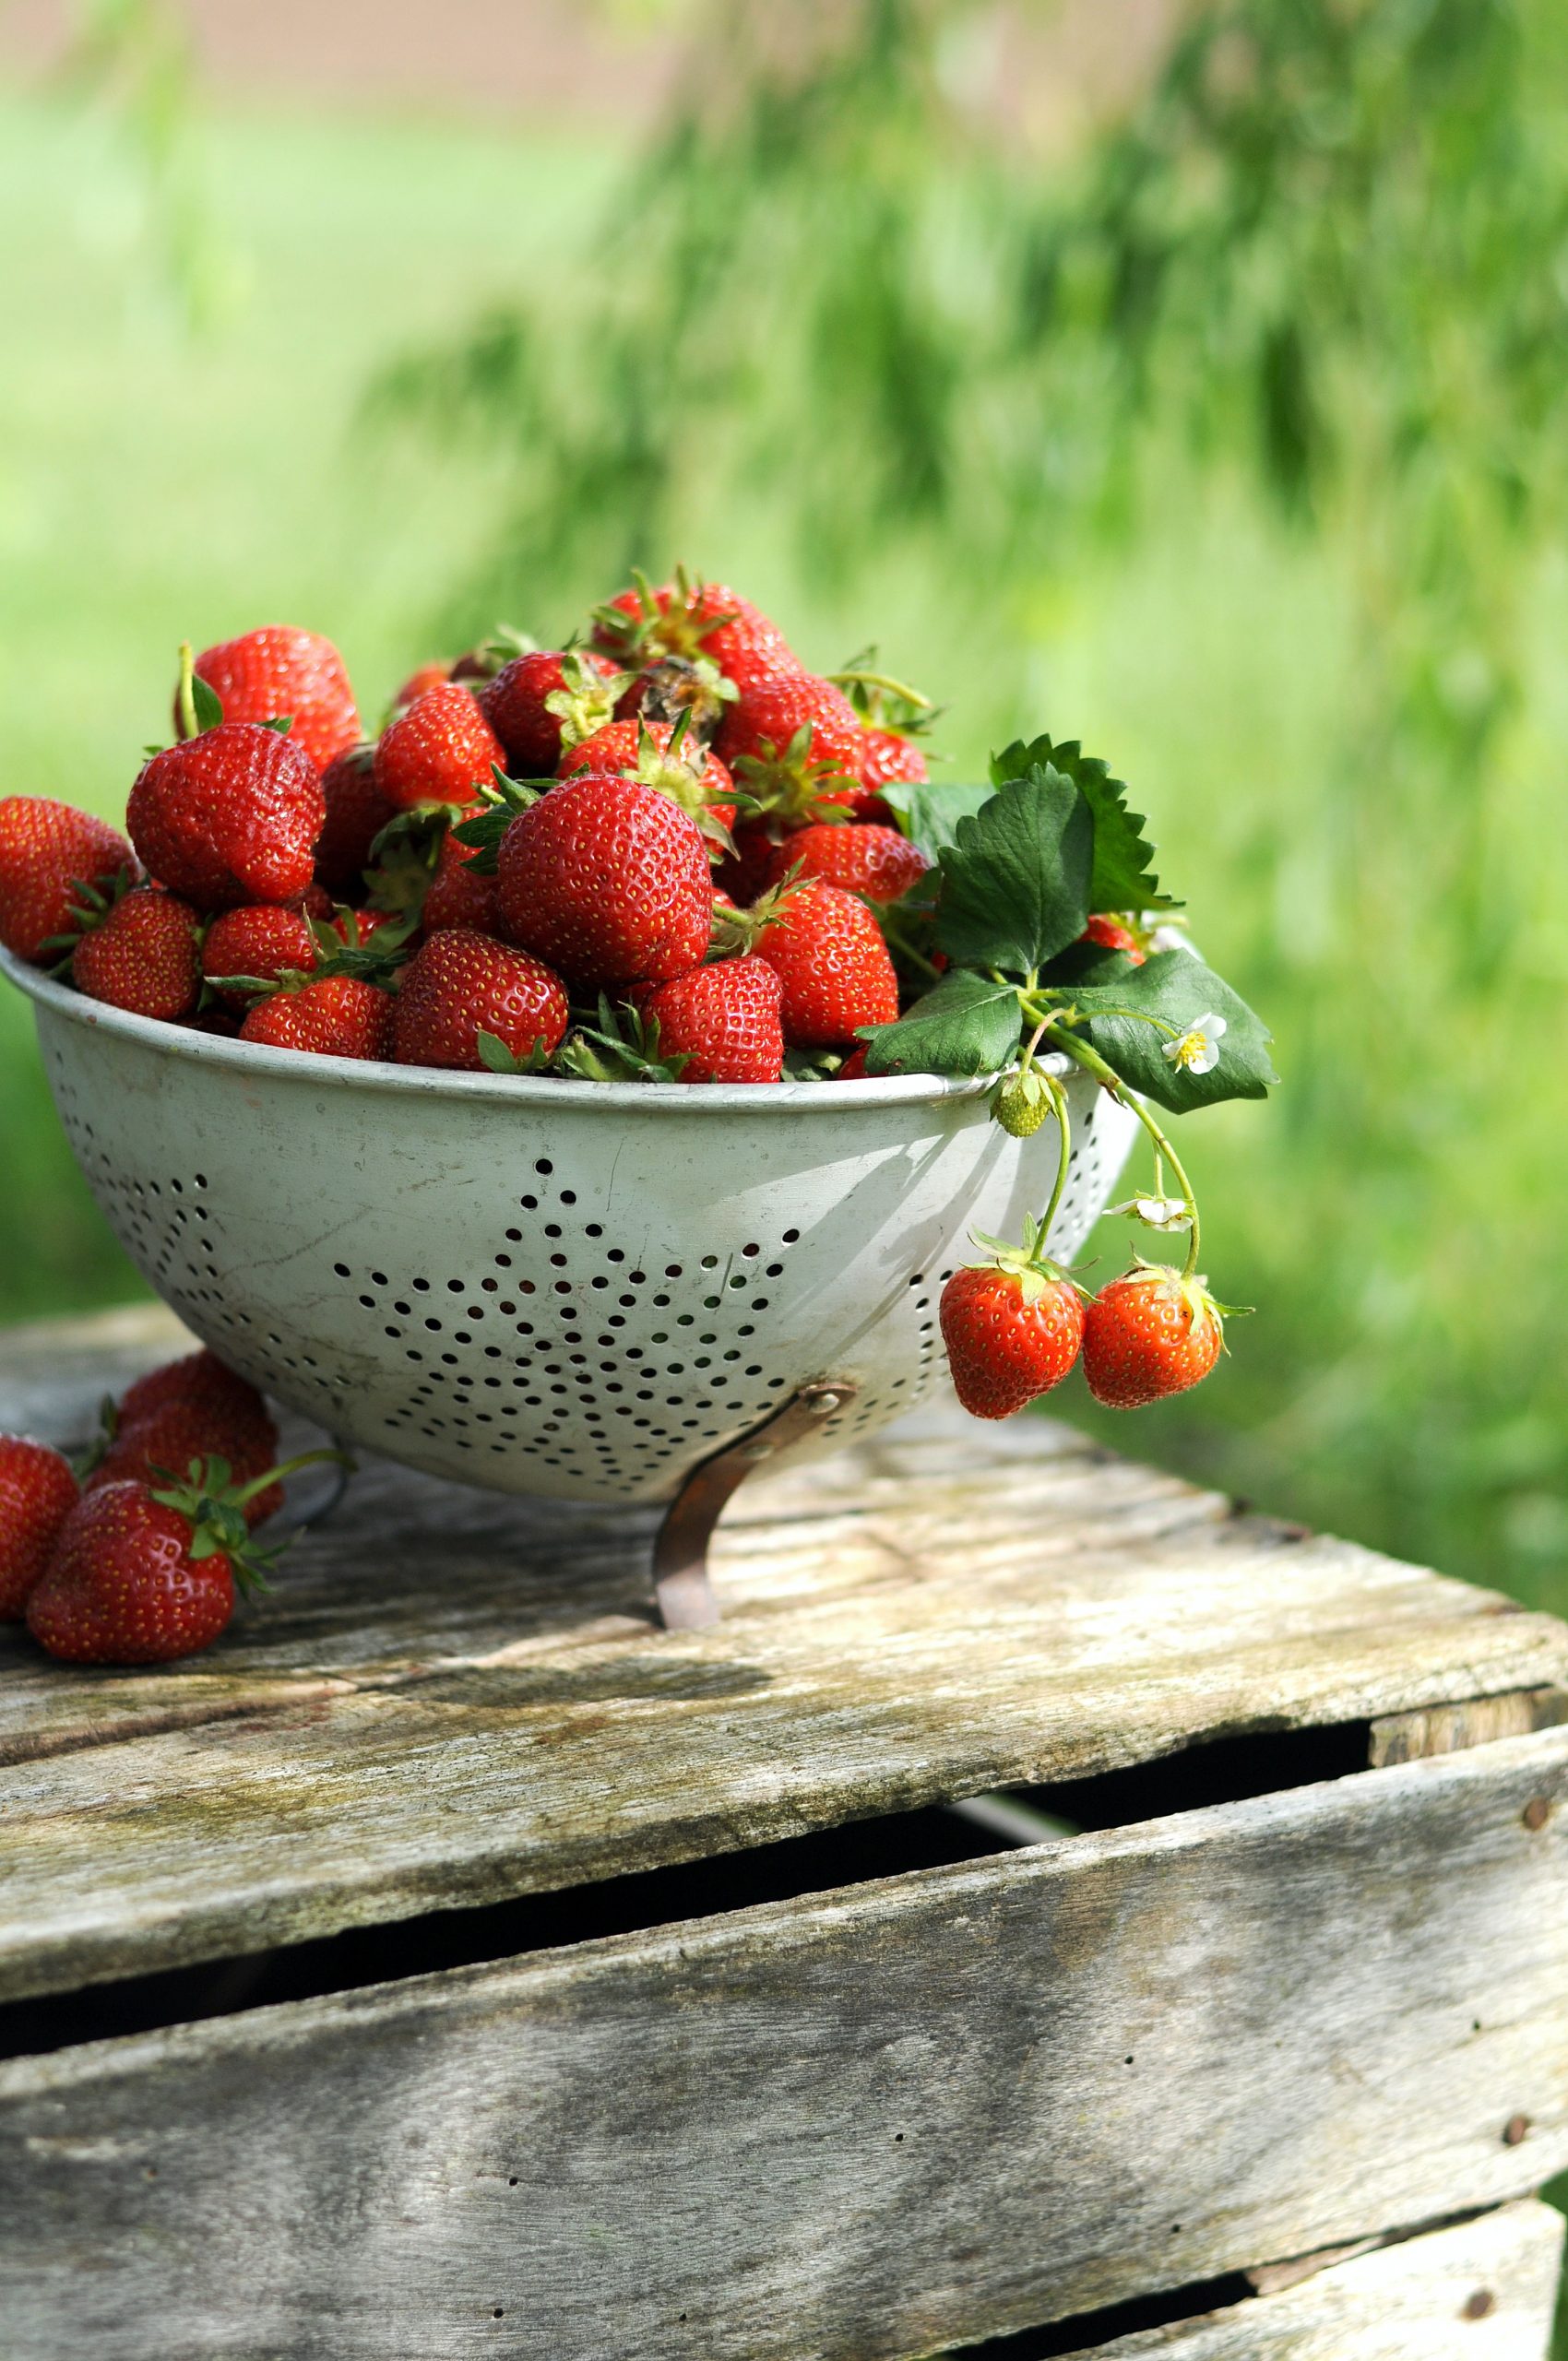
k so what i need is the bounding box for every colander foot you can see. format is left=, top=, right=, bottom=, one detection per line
left=651, top=1378, right=859, bottom=1631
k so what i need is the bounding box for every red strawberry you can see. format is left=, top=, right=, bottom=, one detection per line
left=638, top=955, right=784, bottom=1085
left=1082, top=1264, right=1229, bottom=1407
left=496, top=774, right=714, bottom=990
left=592, top=573, right=791, bottom=695
left=0, top=1437, right=79, bottom=1620
left=183, top=627, right=360, bottom=773
left=129, top=724, right=326, bottom=912
left=561, top=718, right=738, bottom=838
left=422, top=826, right=504, bottom=938
left=762, top=821, right=929, bottom=904
left=315, top=744, right=395, bottom=894
left=1080, top=914, right=1146, bottom=965
left=857, top=725, right=929, bottom=791
left=0, top=797, right=136, bottom=963
left=714, top=821, right=779, bottom=908
left=941, top=1250, right=1087, bottom=1420
left=715, top=668, right=864, bottom=823
left=201, top=904, right=317, bottom=1007
left=753, top=878, right=899, bottom=1048
left=240, top=976, right=396, bottom=1062
left=73, top=888, right=202, bottom=1020
left=374, top=683, right=505, bottom=813
left=88, top=1396, right=284, bottom=1526
left=118, top=1349, right=267, bottom=1431
left=481, top=649, right=621, bottom=775
left=393, top=929, right=569, bottom=1072
left=392, top=660, right=452, bottom=711
left=836, top=1046, right=870, bottom=1081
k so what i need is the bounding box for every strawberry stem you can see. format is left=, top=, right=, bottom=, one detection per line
left=1041, top=1026, right=1203, bottom=1277
left=177, top=641, right=198, bottom=742
left=227, top=1445, right=353, bottom=1513
left=1038, top=1072, right=1073, bottom=1244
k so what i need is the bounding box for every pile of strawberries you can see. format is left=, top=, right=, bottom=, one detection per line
left=0, top=575, right=939, bottom=1086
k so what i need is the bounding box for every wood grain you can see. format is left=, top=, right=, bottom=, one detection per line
left=2, top=1729, right=1565, bottom=2360
left=5, top=1309, right=1568, bottom=2002
left=1048, top=2201, right=1565, bottom=2358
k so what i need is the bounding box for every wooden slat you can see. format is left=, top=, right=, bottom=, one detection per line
left=5, top=1309, right=1568, bottom=2001
left=1371, top=1689, right=1568, bottom=1767
left=2, top=1729, right=1566, bottom=2361
left=1051, top=2201, right=1565, bottom=2358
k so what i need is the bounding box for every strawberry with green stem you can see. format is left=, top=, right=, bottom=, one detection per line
left=0, top=1437, right=79, bottom=1620
left=69, top=884, right=203, bottom=1021
left=481, top=647, right=625, bottom=775
left=940, top=1084, right=1087, bottom=1418
left=827, top=646, right=939, bottom=796
left=561, top=712, right=739, bottom=846
left=0, top=797, right=137, bottom=965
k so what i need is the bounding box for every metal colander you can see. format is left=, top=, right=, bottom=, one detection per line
left=4, top=947, right=1137, bottom=1505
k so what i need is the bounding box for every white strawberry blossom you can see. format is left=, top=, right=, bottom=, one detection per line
left=1107, top=1193, right=1191, bottom=1231
left=1162, top=1012, right=1226, bottom=1074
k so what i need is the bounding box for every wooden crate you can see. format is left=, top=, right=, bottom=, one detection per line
left=1, top=1306, right=1565, bottom=2360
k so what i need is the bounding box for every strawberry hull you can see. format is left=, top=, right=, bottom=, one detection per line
left=3, top=945, right=1137, bottom=1507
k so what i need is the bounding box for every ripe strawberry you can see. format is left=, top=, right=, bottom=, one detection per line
left=715, top=668, right=864, bottom=823
left=392, top=660, right=452, bottom=710
left=835, top=1046, right=870, bottom=1079
left=481, top=649, right=621, bottom=775
left=1080, top=913, right=1147, bottom=965
left=0, top=797, right=136, bottom=963
left=0, top=1437, right=78, bottom=1620
left=941, top=1248, right=1087, bottom=1420
left=129, top=724, right=326, bottom=911
left=72, top=888, right=202, bottom=1020
left=1082, top=1264, right=1229, bottom=1407
left=592, top=572, right=792, bottom=695
left=762, top=821, right=929, bottom=904
left=183, top=626, right=360, bottom=773
left=393, top=929, right=569, bottom=1072
left=422, top=825, right=504, bottom=938
left=561, top=718, right=738, bottom=838
left=118, top=1349, right=267, bottom=1430
left=638, top=955, right=784, bottom=1084
left=315, top=744, right=395, bottom=894
left=88, top=1395, right=284, bottom=1526
left=857, top=724, right=929, bottom=791
left=201, top=905, right=317, bottom=1006
left=240, top=976, right=396, bottom=1062
left=496, top=773, right=714, bottom=990
left=374, top=682, right=505, bottom=813
left=714, top=821, right=780, bottom=908
left=753, top=878, right=899, bottom=1047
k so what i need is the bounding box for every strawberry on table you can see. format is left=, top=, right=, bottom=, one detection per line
left=0, top=797, right=136, bottom=964
left=129, top=721, right=326, bottom=912
left=240, top=975, right=397, bottom=1062
left=182, top=626, right=360, bottom=773
left=374, top=682, right=505, bottom=813
left=480, top=649, right=622, bottom=775
left=0, top=1437, right=78, bottom=1621
left=1082, top=1264, right=1229, bottom=1407
left=496, top=772, right=714, bottom=990
left=752, top=877, right=899, bottom=1047
left=761, top=821, right=929, bottom=904
left=637, top=955, right=785, bottom=1085
left=393, top=929, right=569, bottom=1072
left=88, top=1395, right=285, bottom=1526
left=72, top=887, right=202, bottom=1021
left=315, top=744, right=395, bottom=894
left=117, top=1350, right=267, bottom=1431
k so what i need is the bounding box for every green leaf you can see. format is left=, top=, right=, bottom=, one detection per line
left=190, top=673, right=224, bottom=733
left=992, top=735, right=1179, bottom=912
left=1062, top=948, right=1277, bottom=1113
left=859, top=967, right=1024, bottom=1077
left=932, top=767, right=1093, bottom=973
left=476, top=1029, right=553, bottom=1075
left=877, top=778, right=993, bottom=860
left=260, top=714, right=294, bottom=735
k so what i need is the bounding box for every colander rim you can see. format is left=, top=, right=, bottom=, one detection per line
left=2, top=943, right=1070, bottom=1114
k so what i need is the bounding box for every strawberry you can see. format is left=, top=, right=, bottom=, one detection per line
left=941, top=1250, right=1087, bottom=1420
left=715, top=668, right=864, bottom=824
left=88, top=1395, right=284, bottom=1526
left=561, top=718, right=738, bottom=839
left=374, top=682, right=505, bottom=813
left=753, top=878, right=899, bottom=1047
left=315, top=744, right=395, bottom=894
left=422, top=825, right=505, bottom=938
left=182, top=626, right=361, bottom=773
left=762, top=821, right=929, bottom=904
left=129, top=723, right=326, bottom=912
left=591, top=571, right=792, bottom=696
left=857, top=725, right=929, bottom=791
left=448, top=625, right=538, bottom=684
left=393, top=928, right=569, bottom=1073
left=637, top=955, right=784, bottom=1084
left=1082, top=1264, right=1229, bottom=1407
left=72, top=887, right=202, bottom=1021
left=496, top=773, right=714, bottom=990
left=835, top=1045, right=870, bottom=1081
left=201, top=905, right=318, bottom=1006
left=713, top=821, right=780, bottom=908
left=117, top=1349, right=267, bottom=1431
left=0, top=1437, right=79, bottom=1620
left=0, top=797, right=136, bottom=964
left=240, top=975, right=396, bottom=1062
left=392, top=660, right=452, bottom=711
left=1080, top=914, right=1146, bottom=965
left=481, top=649, right=622, bottom=775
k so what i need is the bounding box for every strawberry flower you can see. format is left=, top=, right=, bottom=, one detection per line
left=1162, top=1012, right=1226, bottom=1074
left=1107, top=1193, right=1191, bottom=1231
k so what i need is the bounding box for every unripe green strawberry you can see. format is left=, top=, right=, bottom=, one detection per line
left=993, top=1071, right=1051, bottom=1137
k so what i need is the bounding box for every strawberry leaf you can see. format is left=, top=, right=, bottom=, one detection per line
left=992, top=736, right=1180, bottom=913
left=932, top=767, right=1093, bottom=973
left=1058, top=948, right=1277, bottom=1112
left=877, top=779, right=993, bottom=860
left=858, top=967, right=1024, bottom=1077
left=190, top=673, right=224, bottom=733
left=476, top=1029, right=554, bottom=1075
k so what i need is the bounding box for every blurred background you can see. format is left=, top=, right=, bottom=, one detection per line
left=1, top=0, right=1565, bottom=2309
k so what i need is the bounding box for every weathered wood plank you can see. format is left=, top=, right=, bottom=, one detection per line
left=1371, top=1688, right=1568, bottom=1766
left=1048, top=2201, right=1565, bottom=2358
left=5, top=1310, right=1568, bottom=2001
left=3, top=1730, right=1565, bottom=2361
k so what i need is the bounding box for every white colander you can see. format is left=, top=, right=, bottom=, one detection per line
left=3, top=947, right=1138, bottom=1505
